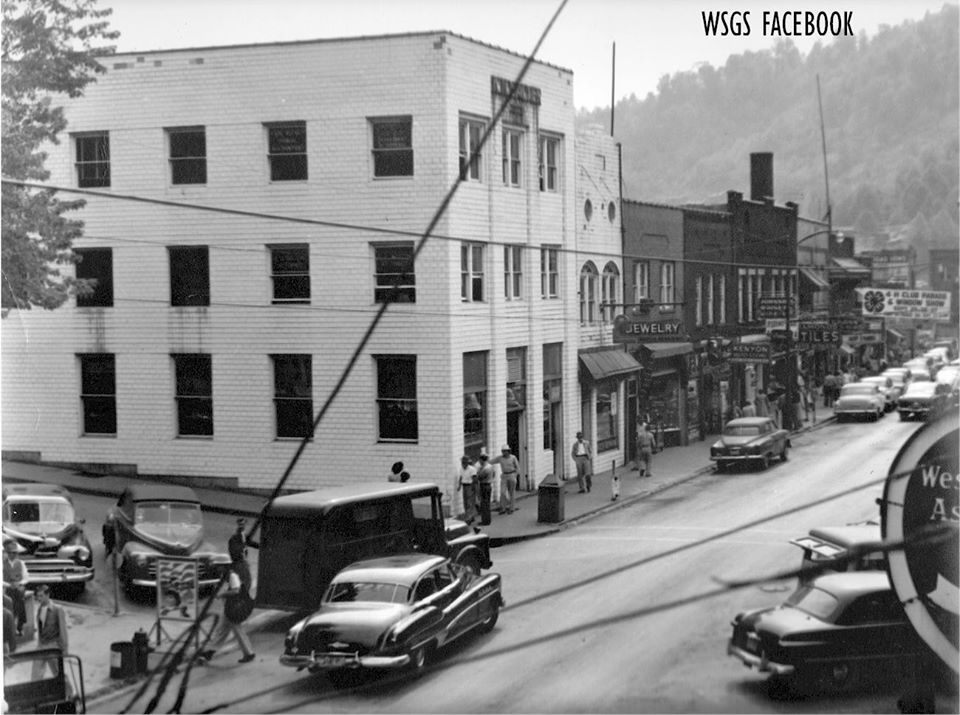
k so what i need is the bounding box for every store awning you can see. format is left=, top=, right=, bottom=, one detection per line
left=887, top=328, right=905, bottom=341
left=739, top=333, right=771, bottom=345
left=798, top=266, right=830, bottom=289
left=578, top=348, right=641, bottom=382
left=840, top=344, right=856, bottom=355
left=640, top=342, right=693, bottom=360
left=830, top=257, right=871, bottom=277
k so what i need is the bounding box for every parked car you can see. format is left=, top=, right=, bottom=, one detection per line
left=280, top=553, right=502, bottom=682
left=3, top=647, right=86, bottom=713
left=833, top=383, right=886, bottom=422
left=897, top=381, right=951, bottom=421
left=1, top=484, right=94, bottom=597
left=709, top=417, right=790, bottom=471
left=727, top=571, right=927, bottom=698
left=935, top=364, right=960, bottom=391
left=102, top=484, right=231, bottom=593
left=903, top=358, right=933, bottom=382
left=881, top=367, right=911, bottom=392
left=924, top=347, right=950, bottom=374
left=789, top=521, right=884, bottom=585
left=858, top=376, right=899, bottom=411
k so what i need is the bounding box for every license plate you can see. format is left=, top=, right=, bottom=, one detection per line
left=729, top=448, right=740, bottom=455
left=315, top=654, right=351, bottom=667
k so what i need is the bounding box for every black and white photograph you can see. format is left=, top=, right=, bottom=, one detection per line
left=2, top=0, right=958, bottom=712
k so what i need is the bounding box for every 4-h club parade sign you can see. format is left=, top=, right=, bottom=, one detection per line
left=858, top=288, right=952, bottom=321
left=881, top=413, right=959, bottom=673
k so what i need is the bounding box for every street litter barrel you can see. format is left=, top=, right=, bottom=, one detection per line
left=110, top=641, right=136, bottom=679
left=537, top=473, right=564, bottom=523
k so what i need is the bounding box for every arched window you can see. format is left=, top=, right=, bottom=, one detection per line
left=579, top=262, right=599, bottom=324
left=601, top=262, right=620, bottom=322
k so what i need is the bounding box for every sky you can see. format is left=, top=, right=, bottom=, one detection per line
left=102, top=0, right=955, bottom=110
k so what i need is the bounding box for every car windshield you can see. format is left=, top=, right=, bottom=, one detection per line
left=785, top=585, right=840, bottom=621
left=133, top=501, right=202, bottom=542
left=4, top=498, right=74, bottom=534
left=324, top=580, right=411, bottom=604
left=724, top=424, right=761, bottom=436
left=905, top=383, right=936, bottom=397
left=841, top=384, right=876, bottom=396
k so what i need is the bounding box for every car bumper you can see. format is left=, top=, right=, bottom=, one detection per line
left=132, top=576, right=224, bottom=588
left=280, top=652, right=410, bottom=671
left=726, top=641, right=795, bottom=676
left=26, top=569, right=94, bottom=585
left=711, top=454, right=761, bottom=462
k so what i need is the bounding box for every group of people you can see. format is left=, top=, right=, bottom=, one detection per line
left=456, top=445, right=520, bottom=525
left=569, top=422, right=659, bottom=493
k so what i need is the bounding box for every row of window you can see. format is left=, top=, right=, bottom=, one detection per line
left=694, top=273, right=728, bottom=327
left=76, top=345, right=565, bottom=453
left=74, top=243, right=564, bottom=308
left=631, top=261, right=677, bottom=305
left=579, top=262, right=622, bottom=324
left=74, top=117, right=562, bottom=190
left=737, top=268, right=798, bottom=323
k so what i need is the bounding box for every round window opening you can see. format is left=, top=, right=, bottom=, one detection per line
left=608, top=202, right=616, bottom=222
left=584, top=199, right=593, bottom=221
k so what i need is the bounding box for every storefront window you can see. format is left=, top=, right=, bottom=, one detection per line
left=596, top=383, right=618, bottom=452
left=542, top=343, right=562, bottom=450
left=463, top=351, right=488, bottom=458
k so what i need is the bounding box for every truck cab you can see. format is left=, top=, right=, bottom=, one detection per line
left=254, top=482, right=491, bottom=612
left=3, top=648, right=86, bottom=713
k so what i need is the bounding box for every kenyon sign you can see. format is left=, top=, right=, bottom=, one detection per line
left=727, top=343, right=772, bottom=364
left=882, top=413, right=959, bottom=673
left=613, top=316, right=683, bottom=343
left=858, top=288, right=952, bottom=321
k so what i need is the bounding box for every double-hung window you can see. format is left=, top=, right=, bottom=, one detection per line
left=75, top=248, right=113, bottom=307
left=173, top=354, right=213, bottom=437
left=502, top=128, right=522, bottom=187
left=371, top=117, right=413, bottom=177
left=375, top=355, right=418, bottom=441
left=266, top=122, right=307, bottom=181
left=634, top=261, right=650, bottom=302
left=540, top=246, right=559, bottom=299
left=504, top=245, right=522, bottom=300
left=538, top=134, right=559, bottom=191
left=695, top=275, right=703, bottom=327
left=659, top=262, right=675, bottom=305
left=580, top=263, right=598, bottom=324
left=167, top=127, right=206, bottom=185
left=463, top=351, right=488, bottom=459
left=461, top=243, right=484, bottom=302
left=74, top=132, right=110, bottom=188
left=373, top=243, right=415, bottom=303
left=272, top=354, right=312, bottom=439
left=458, top=117, right=483, bottom=181
left=79, top=353, right=116, bottom=435
left=269, top=244, right=310, bottom=303
left=707, top=274, right=716, bottom=325
left=168, top=246, right=209, bottom=306
left=601, top=263, right=619, bottom=322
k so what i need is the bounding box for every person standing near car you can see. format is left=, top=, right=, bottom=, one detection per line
left=32, top=584, right=69, bottom=679
left=3, top=537, right=29, bottom=636
left=199, top=556, right=255, bottom=665
left=491, top=445, right=520, bottom=514
left=228, top=517, right=252, bottom=591
left=456, top=456, right=478, bottom=524
left=571, top=432, right=592, bottom=493
left=475, top=454, right=495, bottom=525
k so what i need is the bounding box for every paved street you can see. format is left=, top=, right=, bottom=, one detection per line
left=83, top=416, right=958, bottom=713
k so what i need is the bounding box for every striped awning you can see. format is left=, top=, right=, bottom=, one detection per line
left=578, top=348, right=641, bottom=382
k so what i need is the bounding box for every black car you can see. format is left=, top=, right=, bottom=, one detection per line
left=897, top=381, right=951, bottom=421
left=2, top=484, right=94, bottom=597
left=102, top=484, right=230, bottom=593
left=281, top=553, right=502, bottom=682
left=727, top=571, right=927, bottom=697
left=709, top=417, right=791, bottom=471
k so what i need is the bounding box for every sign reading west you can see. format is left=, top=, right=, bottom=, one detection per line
left=858, top=288, right=952, bottom=321
left=613, top=316, right=683, bottom=343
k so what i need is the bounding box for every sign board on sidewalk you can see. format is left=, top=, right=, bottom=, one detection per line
left=728, top=343, right=771, bottom=364
left=881, top=413, right=959, bottom=674
left=156, top=557, right=199, bottom=624
left=858, top=288, right=952, bottom=321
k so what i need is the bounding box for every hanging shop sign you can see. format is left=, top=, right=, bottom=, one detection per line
left=758, top=296, right=797, bottom=319
left=613, top=315, right=684, bottom=343
left=728, top=343, right=772, bottom=364
left=797, top=327, right=841, bottom=345
left=858, top=288, right=951, bottom=321
left=881, top=413, right=959, bottom=673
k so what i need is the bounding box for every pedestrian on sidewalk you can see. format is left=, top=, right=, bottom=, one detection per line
left=4, top=593, right=17, bottom=654
left=200, top=557, right=256, bottom=665
left=741, top=400, right=756, bottom=417
left=32, top=584, right=69, bottom=679
left=228, top=518, right=252, bottom=590
left=636, top=423, right=657, bottom=477
left=491, top=445, right=520, bottom=514
left=456, top=456, right=478, bottom=524
left=3, top=537, right=29, bottom=636
left=571, top=432, right=593, bottom=493
left=475, top=454, right=494, bottom=525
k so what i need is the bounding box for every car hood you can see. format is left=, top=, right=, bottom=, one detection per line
left=739, top=604, right=826, bottom=637
left=900, top=395, right=934, bottom=405
left=126, top=523, right=205, bottom=555
left=125, top=536, right=227, bottom=560
left=835, top=395, right=878, bottom=407
left=3, top=522, right=82, bottom=551
left=295, top=603, right=412, bottom=649
left=718, top=435, right=763, bottom=447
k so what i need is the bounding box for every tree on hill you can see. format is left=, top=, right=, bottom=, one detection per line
left=1, top=0, right=117, bottom=315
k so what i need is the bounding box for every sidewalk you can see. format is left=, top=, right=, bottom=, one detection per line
left=2, top=416, right=834, bottom=704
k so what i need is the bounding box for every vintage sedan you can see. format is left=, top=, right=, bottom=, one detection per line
left=102, top=484, right=231, bottom=593
left=833, top=383, right=885, bottom=421
left=281, top=553, right=502, bottom=681
left=897, top=380, right=951, bottom=421
left=710, top=417, right=790, bottom=471
left=727, top=571, right=927, bottom=698
left=858, top=375, right=900, bottom=411
left=2, top=484, right=94, bottom=597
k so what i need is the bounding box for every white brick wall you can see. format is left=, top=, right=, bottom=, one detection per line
left=3, top=32, right=588, bottom=494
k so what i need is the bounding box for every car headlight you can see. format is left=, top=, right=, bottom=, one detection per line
left=133, top=553, right=149, bottom=566
left=284, top=621, right=305, bottom=651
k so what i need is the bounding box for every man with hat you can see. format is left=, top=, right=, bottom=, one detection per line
left=475, top=454, right=495, bottom=526
left=491, top=445, right=520, bottom=514
left=3, top=536, right=29, bottom=636
left=570, top=431, right=592, bottom=493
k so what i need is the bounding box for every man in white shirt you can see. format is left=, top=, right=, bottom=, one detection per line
left=456, top=456, right=478, bottom=524
left=570, top=432, right=592, bottom=493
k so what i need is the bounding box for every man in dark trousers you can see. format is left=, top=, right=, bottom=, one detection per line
left=475, top=454, right=494, bottom=526
left=228, top=517, right=252, bottom=588
left=571, top=431, right=592, bottom=493
left=32, top=584, right=69, bottom=679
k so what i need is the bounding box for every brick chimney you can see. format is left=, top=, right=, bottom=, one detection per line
left=750, top=152, right=773, bottom=201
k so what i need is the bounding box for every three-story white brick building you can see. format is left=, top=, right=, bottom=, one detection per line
left=2, top=32, right=589, bottom=500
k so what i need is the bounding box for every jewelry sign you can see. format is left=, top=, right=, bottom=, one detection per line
left=858, top=288, right=952, bottom=321
left=882, top=412, right=959, bottom=673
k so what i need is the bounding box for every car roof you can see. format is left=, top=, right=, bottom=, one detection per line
left=334, top=553, right=447, bottom=587
left=2, top=483, right=72, bottom=500
left=265, top=482, right=440, bottom=518
left=808, top=570, right=893, bottom=598
left=725, top=417, right=774, bottom=427
left=123, top=483, right=200, bottom=503
left=904, top=381, right=937, bottom=394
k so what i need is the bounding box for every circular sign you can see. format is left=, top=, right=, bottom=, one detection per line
left=882, top=411, right=959, bottom=673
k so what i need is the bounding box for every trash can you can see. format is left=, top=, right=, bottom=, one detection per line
left=110, top=641, right=136, bottom=679
left=537, top=473, right=565, bottom=523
